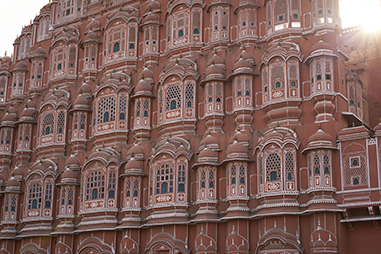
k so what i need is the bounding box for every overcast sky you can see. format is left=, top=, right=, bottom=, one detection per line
left=0, top=0, right=379, bottom=56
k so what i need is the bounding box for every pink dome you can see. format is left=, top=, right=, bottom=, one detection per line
left=145, top=0, right=161, bottom=13
left=307, top=129, right=333, bottom=144
left=135, top=78, right=152, bottom=94
left=13, top=61, right=27, bottom=72
left=84, top=31, right=99, bottom=42
left=233, top=57, right=252, bottom=71
left=6, top=177, right=20, bottom=188
left=124, top=157, right=143, bottom=172
left=2, top=112, right=15, bottom=123
left=207, top=52, right=225, bottom=67
left=143, top=12, right=160, bottom=24
left=31, top=46, right=46, bottom=58
left=62, top=168, right=78, bottom=180
left=309, top=39, right=334, bottom=55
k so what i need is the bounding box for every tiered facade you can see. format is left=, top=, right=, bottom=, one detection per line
left=0, top=0, right=380, bottom=253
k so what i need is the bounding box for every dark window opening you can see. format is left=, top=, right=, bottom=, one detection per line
left=178, top=183, right=185, bottom=192
left=353, top=178, right=359, bottom=185
left=113, top=42, right=120, bottom=53
left=193, top=28, right=200, bottom=34
left=317, top=75, right=322, bottom=81
left=352, top=159, right=359, bottom=166
left=144, top=111, right=148, bottom=117
left=170, top=100, right=177, bottom=110
left=57, top=63, right=62, bottom=70
left=178, top=29, right=184, bottom=37
left=108, top=190, right=115, bottom=199
left=103, top=112, right=110, bottom=122
left=315, top=167, right=320, bottom=175
left=45, top=200, right=51, bottom=209
left=270, top=171, right=277, bottom=181
left=119, top=112, right=125, bottom=120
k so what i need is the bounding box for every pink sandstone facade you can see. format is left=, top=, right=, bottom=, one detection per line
left=0, top=0, right=380, bottom=253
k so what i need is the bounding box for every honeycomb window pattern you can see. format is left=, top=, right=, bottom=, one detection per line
left=97, top=96, right=116, bottom=124
left=285, top=152, right=295, bottom=180
left=266, top=153, right=281, bottom=182
left=166, top=85, right=182, bottom=111
left=42, top=113, right=54, bottom=136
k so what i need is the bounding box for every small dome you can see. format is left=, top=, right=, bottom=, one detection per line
left=65, top=154, right=80, bottom=167
left=141, top=66, right=154, bottom=83
left=198, top=147, right=218, bottom=161
left=205, top=64, right=224, bottom=79
left=31, top=46, right=46, bottom=58
left=127, top=142, right=145, bottom=160
left=6, top=177, right=20, bottom=188
left=13, top=61, right=27, bottom=72
left=62, top=168, right=78, bottom=180
left=235, top=48, right=255, bottom=63
left=2, top=112, right=15, bottom=123
left=79, top=82, right=92, bottom=95
left=227, top=140, right=248, bottom=155
left=73, top=94, right=90, bottom=109
left=11, top=165, right=24, bottom=178
left=8, top=104, right=18, bottom=117
left=86, top=18, right=101, bottom=31
left=233, top=57, right=252, bottom=71
left=145, top=0, right=161, bottom=13
left=20, top=106, right=34, bottom=120
left=307, top=129, right=333, bottom=144
left=124, top=157, right=143, bottom=172
left=199, top=133, right=220, bottom=150
left=27, top=98, right=37, bottom=110
left=135, top=78, right=152, bottom=94
left=143, top=12, right=160, bottom=24
left=84, top=31, right=99, bottom=42
left=309, top=39, right=334, bottom=55
left=228, top=131, right=249, bottom=144
left=207, top=51, right=225, bottom=68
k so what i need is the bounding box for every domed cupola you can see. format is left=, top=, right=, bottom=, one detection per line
left=12, top=61, right=27, bottom=72
left=8, top=103, right=18, bottom=118
left=205, top=63, right=224, bottom=80
left=61, top=167, right=78, bottom=185
left=225, top=136, right=250, bottom=161
left=199, top=131, right=220, bottom=152
left=73, top=92, right=90, bottom=111
left=140, top=65, right=154, bottom=83
left=26, top=97, right=37, bottom=112
left=302, top=127, right=335, bottom=153
left=1, top=111, right=16, bottom=126
left=5, top=176, right=21, bottom=191
left=305, top=35, right=336, bottom=63
left=79, top=81, right=92, bottom=97
left=30, top=46, right=47, bottom=60
left=227, top=125, right=250, bottom=147
left=86, top=18, right=101, bottom=32
left=233, top=56, right=253, bottom=73
left=126, top=140, right=145, bottom=161
left=207, top=49, right=226, bottom=69
left=123, top=156, right=144, bottom=175
left=196, top=147, right=219, bottom=166
left=143, top=11, right=160, bottom=25
left=134, top=76, right=153, bottom=96
left=65, top=153, right=80, bottom=171
left=84, top=30, right=100, bottom=43
left=19, top=105, right=34, bottom=122
left=144, top=0, right=161, bottom=13
left=235, top=45, right=255, bottom=65
left=10, top=164, right=24, bottom=180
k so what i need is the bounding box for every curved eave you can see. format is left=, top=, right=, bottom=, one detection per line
left=29, top=55, right=47, bottom=61
left=130, top=93, right=155, bottom=100
left=56, top=182, right=80, bottom=187
left=301, top=146, right=337, bottom=154
left=0, top=123, right=16, bottom=128
left=199, top=77, right=228, bottom=87
left=304, top=52, right=338, bottom=64
left=15, top=119, right=36, bottom=124
left=337, top=49, right=349, bottom=61
left=233, top=3, right=260, bottom=14
left=221, top=157, right=252, bottom=164
left=139, top=22, right=163, bottom=29
left=227, top=70, right=259, bottom=81
left=192, top=161, right=220, bottom=169
left=207, top=2, right=232, bottom=12
left=69, top=107, right=92, bottom=112
left=120, top=172, right=146, bottom=177
left=82, top=39, right=101, bottom=45
left=0, top=189, right=23, bottom=194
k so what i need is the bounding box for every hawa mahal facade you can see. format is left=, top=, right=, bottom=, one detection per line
left=0, top=0, right=380, bottom=253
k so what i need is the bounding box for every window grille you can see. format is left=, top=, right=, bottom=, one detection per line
left=285, top=152, right=294, bottom=180
left=45, top=182, right=53, bottom=208
left=86, top=171, right=105, bottom=200
left=266, top=153, right=281, bottom=182
left=166, top=86, right=181, bottom=111
left=97, top=96, right=116, bottom=124
left=156, top=164, right=173, bottom=194
left=28, top=183, right=42, bottom=210
left=42, top=113, right=54, bottom=136
left=108, top=170, right=116, bottom=198
left=185, top=83, right=194, bottom=108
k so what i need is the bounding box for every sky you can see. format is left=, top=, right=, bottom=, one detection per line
left=0, top=0, right=380, bottom=56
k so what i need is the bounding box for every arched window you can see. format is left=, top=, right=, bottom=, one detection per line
left=209, top=170, right=215, bottom=189
left=178, top=29, right=184, bottom=37
left=57, top=111, right=65, bottom=135
left=28, top=183, right=42, bottom=210
left=143, top=111, right=148, bottom=117
left=42, top=113, right=54, bottom=136
left=208, top=97, right=213, bottom=103
left=237, top=91, right=242, bottom=96
left=166, top=86, right=181, bottom=111
left=129, top=43, right=135, bottom=49
left=119, top=112, right=125, bottom=120
left=231, top=165, right=237, bottom=185
left=68, top=188, right=73, bottom=205
left=317, top=75, right=322, bottom=81
left=285, top=152, right=295, bottom=181
left=126, top=179, right=131, bottom=197
left=45, top=182, right=53, bottom=208
left=324, top=154, right=330, bottom=174
left=108, top=170, right=116, bottom=199
left=266, top=152, right=281, bottom=182
left=104, top=112, right=110, bottom=122
left=314, top=154, right=320, bottom=175
left=98, top=96, right=116, bottom=124
left=113, top=42, right=120, bottom=53
left=353, top=178, right=359, bottom=185
left=57, top=63, right=62, bottom=70
left=61, top=189, right=66, bottom=205
left=291, top=81, right=296, bottom=87
left=11, top=196, right=16, bottom=212
left=200, top=170, right=206, bottom=189
left=193, top=28, right=200, bottom=34
left=239, top=165, right=245, bottom=185
left=178, top=164, right=186, bottom=193
left=270, top=171, right=277, bottom=181
left=170, top=100, right=177, bottom=110
left=86, top=171, right=105, bottom=200
left=80, top=124, right=85, bottom=129
left=326, top=74, right=331, bottom=80
left=350, top=100, right=354, bottom=105
left=352, top=159, right=359, bottom=167
left=275, top=81, right=281, bottom=88
left=245, top=91, right=250, bottom=96
left=156, top=164, right=173, bottom=194
left=133, top=180, right=139, bottom=197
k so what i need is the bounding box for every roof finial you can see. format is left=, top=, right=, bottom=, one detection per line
left=273, top=123, right=276, bottom=130
left=214, top=48, right=217, bottom=54
left=102, top=141, right=105, bottom=148
left=131, top=152, right=134, bottom=158
left=4, top=51, right=7, bottom=56
left=237, top=124, right=240, bottom=132
left=277, top=121, right=280, bottom=127
left=344, top=124, right=347, bottom=128
left=234, top=133, right=237, bottom=141
left=352, top=122, right=355, bottom=127
left=318, top=123, right=321, bottom=129
left=242, top=43, right=245, bottom=50
left=319, top=34, right=322, bottom=40
left=71, top=147, right=74, bottom=155
left=134, top=136, right=137, bottom=144
left=179, top=52, right=182, bottom=58
left=207, top=129, right=210, bottom=135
